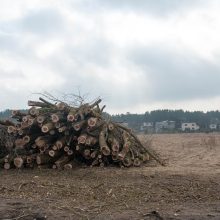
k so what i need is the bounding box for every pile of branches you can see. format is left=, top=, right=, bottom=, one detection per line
left=0, top=97, right=163, bottom=169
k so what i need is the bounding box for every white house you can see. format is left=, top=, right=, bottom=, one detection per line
left=181, top=122, right=200, bottom=131
left=140, top=122, right=154, bottom=132
left=209, top=124, right=217, bottom=130
left=155, top=121, right=175, bottom=133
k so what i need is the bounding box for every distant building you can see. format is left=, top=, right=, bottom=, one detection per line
left=209, top=124, right=217, bottom=130
left=155, top=120, right=175, bottom=133
left=181, top=122, right=200, bottom=131
left=140, top=122, right=154, bottom=133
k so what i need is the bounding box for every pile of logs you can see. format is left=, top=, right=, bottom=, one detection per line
left=0, top=97, right=163, bottom=169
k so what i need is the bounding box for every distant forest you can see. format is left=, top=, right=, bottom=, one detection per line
left=111, top=110, right=220, bottom=131
left=0, top=109, right=12, bottom=120
left=1, top=109, right=220, bottom=131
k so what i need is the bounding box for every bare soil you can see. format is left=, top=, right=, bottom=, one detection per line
left=0, top=133, right=220, bottom=220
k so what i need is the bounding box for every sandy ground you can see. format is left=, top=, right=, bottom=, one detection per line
left=0, top=132, right=220, bottom=220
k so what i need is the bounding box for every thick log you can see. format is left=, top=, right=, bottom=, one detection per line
left=27, top=118, right=36, bottom=126
left=36, top=154, right=54, bottom=165
left=99, top=126, right=111, bottom=156
left=122, top=157, right=132, bottom=167
left=118, top=132, right=131, bottom=160
left=14, top=156, right=25, bottom=168
left=37, top=115, right=46, bottom=124
left=41, top=122, right=54, bottom=133
left=90, top=150, right=98, bottom=159
left=67, top=111, right=76, bottom=122
left=63, top=160, right=78, bottom=169
left=108, top=123, right=114, bottom=131
left=72, top=120, right=86, bottom=131
left=85, top=136, right=97, bottom=146
left=39, top=97, right=54, bottom=106
left=133, top=158, right=141, bottom=167
left=111, top=138, right=120, bottom=152
left=90, top=98, right=102, bottom=109
left=15, top=138, right=26, bottom=148
left=23, top=135, right=31, bottom=144
left=67, top=150, right=74, bottom=156
left=112, top=154, right=119, bottom=161
left=83, top=149, right=91, bottom=158
left=58, top=126, right=67, bottom=133
left=55, top=156, right=70, bottom=169
left=64, top=146, right=70, bottom=152
left=21, top=121, right=29, bottom=129
left=87, top=117, right=98, bottom=127
left=51, top=113, right=64, bottom=123
left=52, top=145, right=58, bottom=151
left=35, top=136, right=53, bottom=148
left=78, top=134, right=87, bottom=144
left=22, top=115, right=32, bottom=123
left=11, top=110, right=26, bottom=117
left=7, top=126, right=16, bottom=134
left=63, top=163, right=73, bottom=170
left=39, top=144, right=50, bottom=154
left=56, top=102, right=68, bottom=111
left=28, top=107, right=39, bottom=116
left=48, top=150, right=61, bottom=158
left=0, top=120, right=15, bottom=126
left=55, top=138, right=66, bottom=149
left=4, top=162, right=11, bottom=170
left=28, top=100, right=51, bottom=108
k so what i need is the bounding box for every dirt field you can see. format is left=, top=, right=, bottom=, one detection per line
left=0, top=133, right=220, bottom=220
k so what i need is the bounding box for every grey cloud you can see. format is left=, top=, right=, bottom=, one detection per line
left=21, top=8, right=64, bottom=34
left=128, top=47, right=220, bottom=102
left=0, top=69, right=25, bottom=79
left=39, top=35, right=144, bottom=109
left=73, top=0, right=205, bottom=16
left=41, top=34, right=115, bottom=77
left=0, top=8, right=64, bottom=35
left=0, top=1, right=217, bottom=113
left=66, top=38, right=113, bottom=67
left=53, top=72, right=146, bottom=110
left=0, top=89, right=29, bottom=110
left=0, top=33, right=18, bottom=51
left=44, top=57, right=148, bottom=110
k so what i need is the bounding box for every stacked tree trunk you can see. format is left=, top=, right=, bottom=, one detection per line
left=0, top=97, right=163, bottom=169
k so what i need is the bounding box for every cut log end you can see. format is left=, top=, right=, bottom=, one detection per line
left=4, top=162, right=11, bottom=170
left=101, top=146, right=111, bottom=156
left=14, top=157, right=24, bottom=168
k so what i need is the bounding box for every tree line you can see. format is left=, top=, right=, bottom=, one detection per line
left=1, top=109, right=220, bottom=131
left=111, top=110, right=220, bottom=131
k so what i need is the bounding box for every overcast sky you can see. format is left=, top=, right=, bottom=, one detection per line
left=1, top=0, right=220, bottom=113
